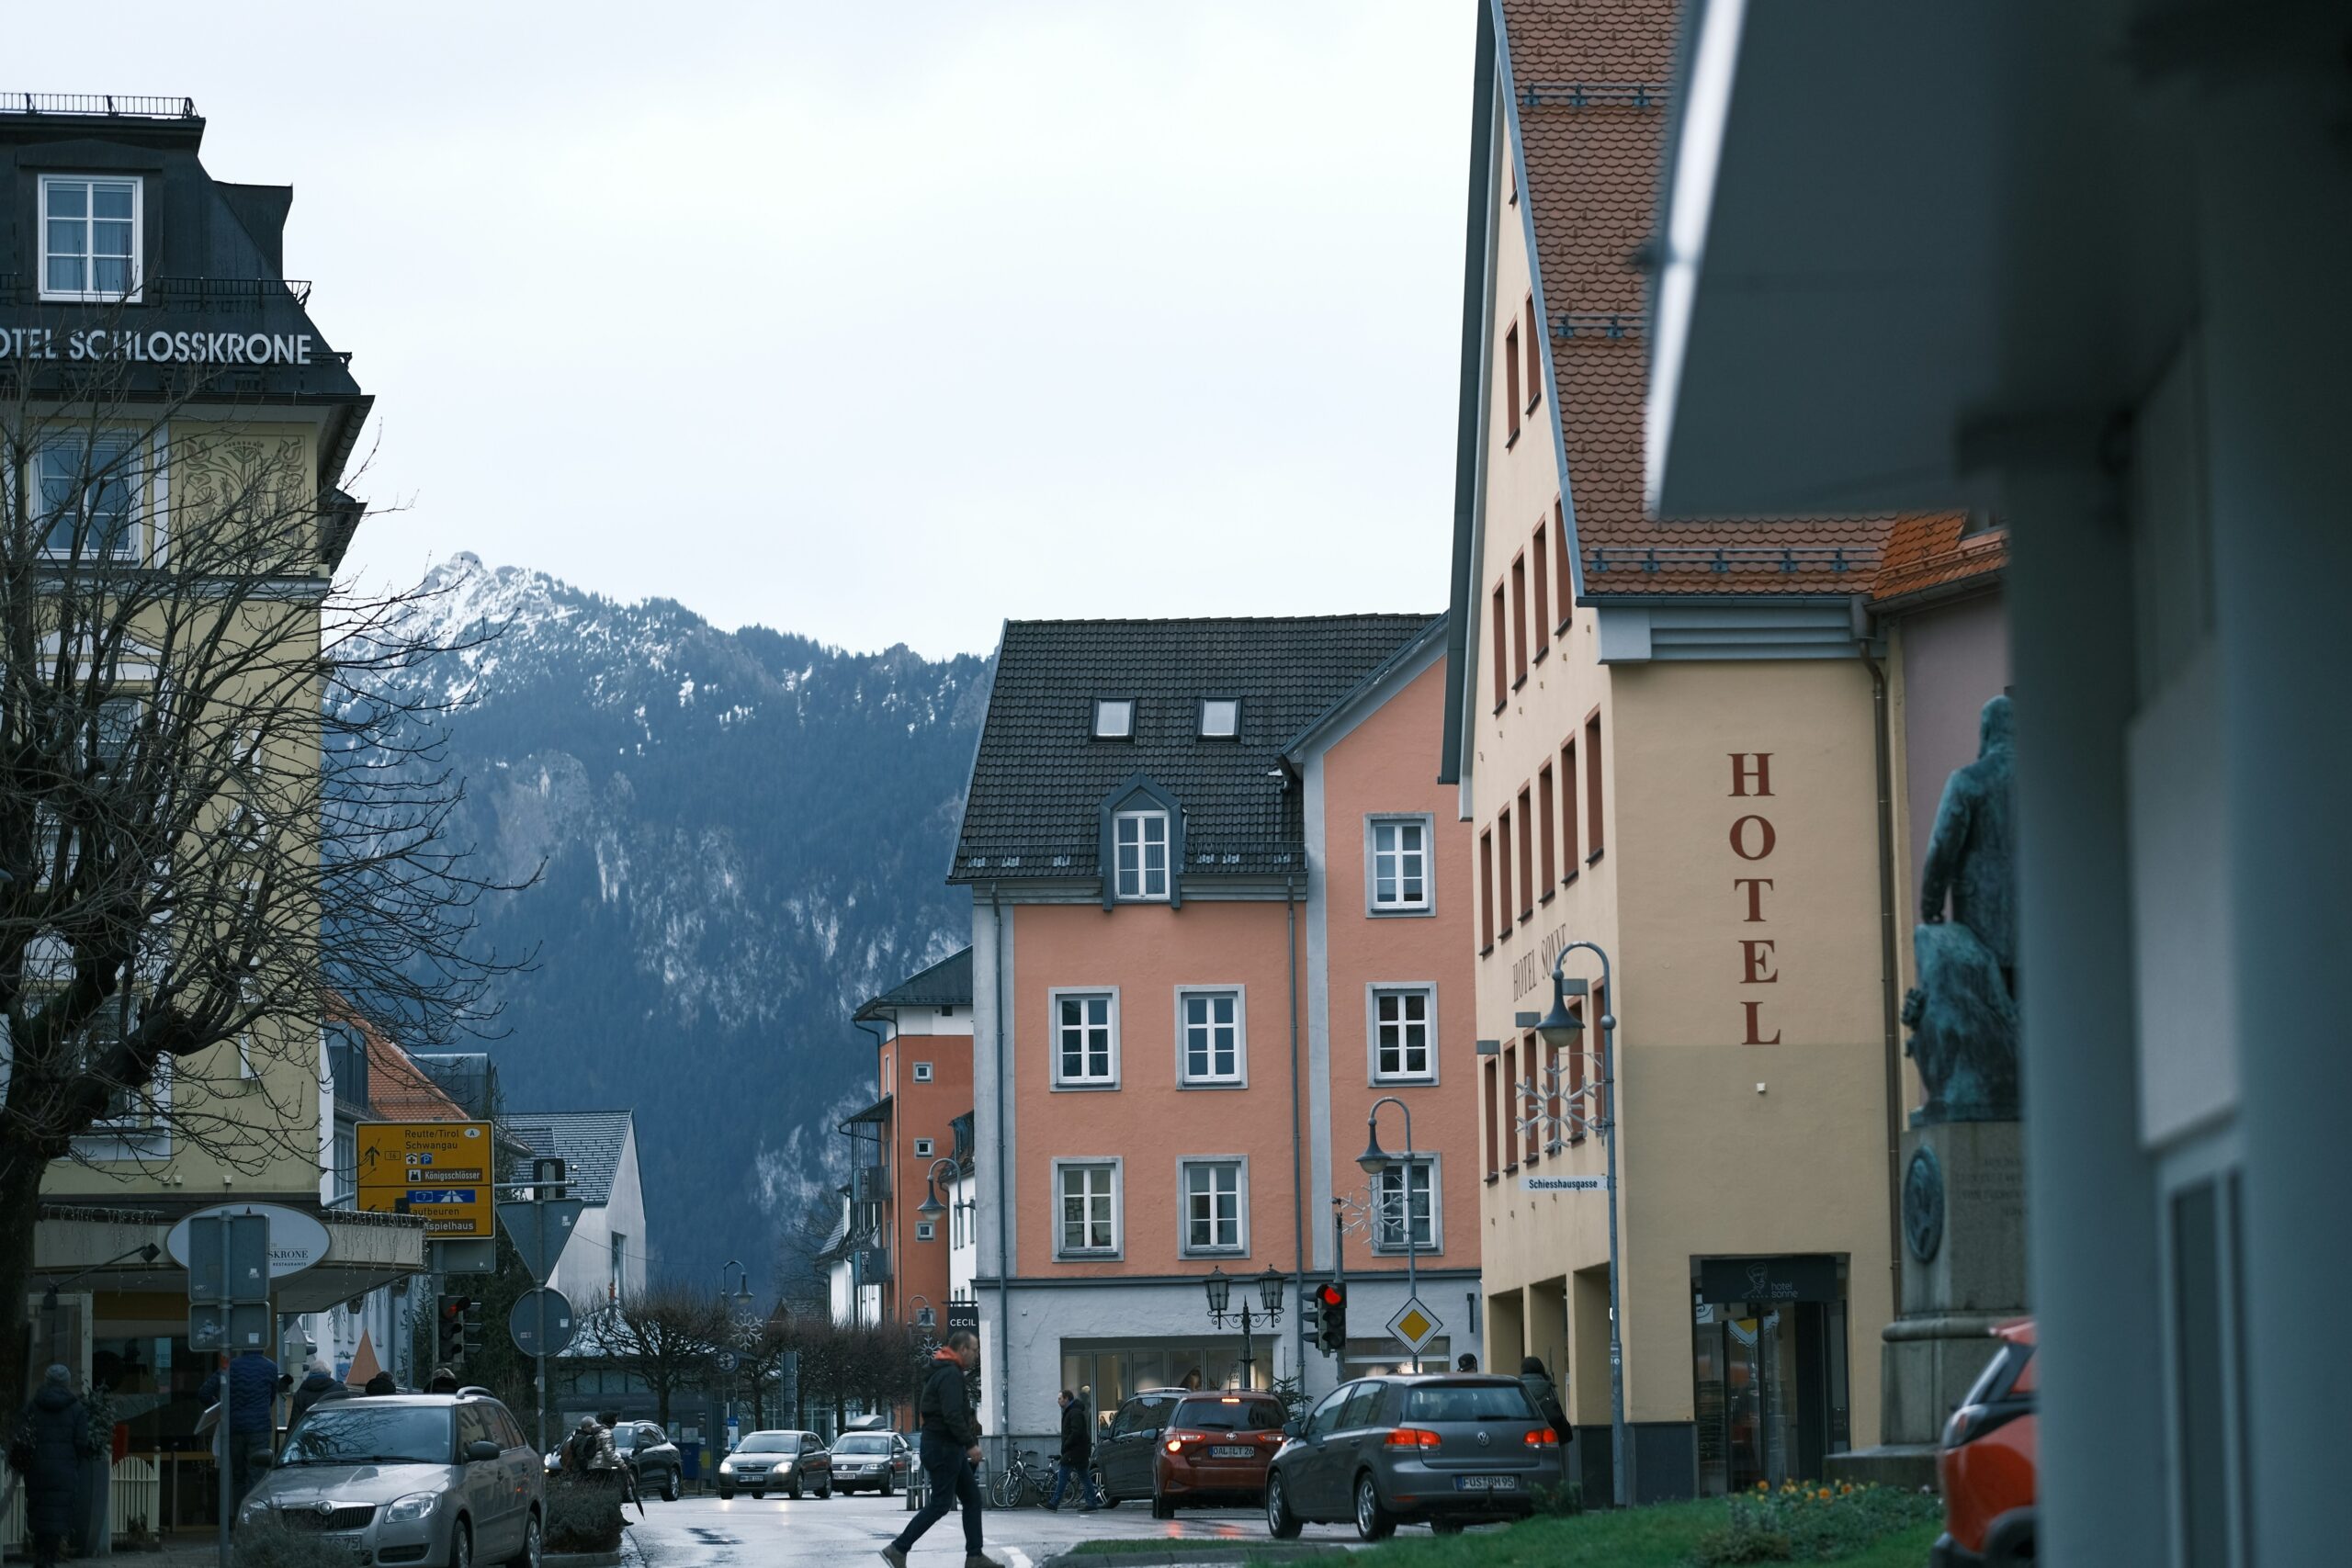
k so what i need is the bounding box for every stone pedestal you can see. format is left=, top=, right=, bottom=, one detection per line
left=1830, top=1121, right=2026, bottom=1489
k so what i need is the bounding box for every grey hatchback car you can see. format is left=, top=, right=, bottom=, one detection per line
left=1264, top=1374, right=1564, bottom=1540
left=241, top=1393, right=544, bottom=1568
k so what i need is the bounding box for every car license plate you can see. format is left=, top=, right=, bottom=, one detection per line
left=1453, top=1474, right=1520, bottom=1492
left=1209, top=1445, right=1255, bottom=1459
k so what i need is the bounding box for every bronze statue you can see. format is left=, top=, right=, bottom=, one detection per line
left=1905, top=695, right=2020, bottom=1123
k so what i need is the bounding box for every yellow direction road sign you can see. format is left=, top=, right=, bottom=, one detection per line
left=357, top=1122, right=494, bottom=1238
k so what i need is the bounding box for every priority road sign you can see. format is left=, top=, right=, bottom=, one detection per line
left=496, top=1199, right=586, bottom=1284
left=357, top=1122, right=494, bottom=1238
left=1386, top=1296, right=1444, bottom=1353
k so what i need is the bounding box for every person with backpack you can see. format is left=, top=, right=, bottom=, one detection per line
left=1520, top=1355, right=1574, bottom=1447
left=560, top=1416, right=617, bottom=1477
left=12, top=1366, right=96, bottom=1568
left=878, top=1329, right=985, bottom=1568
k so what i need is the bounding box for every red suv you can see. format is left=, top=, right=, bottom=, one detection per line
left=1150, top=1392, right=1288, bottom=1517
left=1934, top=1318, right=2037, bottom=1568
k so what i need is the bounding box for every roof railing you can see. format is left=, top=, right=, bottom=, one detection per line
left=0, top=93, right=198, bottom=119
left=0, top=275, right=314, bottom=309
left=1588, top=546, right=1880, bottom=576
left=1516, top=82, right=1667, bottom=110
left=1553, top=312, right=1640, bottom=341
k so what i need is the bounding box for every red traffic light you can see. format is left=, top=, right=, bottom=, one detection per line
left=1316, top=1282, right=1345, bottom=1308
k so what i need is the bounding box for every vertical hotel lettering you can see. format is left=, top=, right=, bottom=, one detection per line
left=1728, top=752, right=1779, bottom=1045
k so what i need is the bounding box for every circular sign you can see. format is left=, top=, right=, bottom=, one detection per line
left=509, top=1288, right=576, bottom=1358
left=714, top=1349, right=741, bottom=1374
left=1903, top=1145, right=1946, bottom=1263
left=163, top=1203, right=333, bottom=1279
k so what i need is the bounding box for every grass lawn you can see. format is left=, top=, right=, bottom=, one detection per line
left=1208, top=1499, right=1939, bottom=1568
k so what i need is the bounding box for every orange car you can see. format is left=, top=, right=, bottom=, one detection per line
left=1150, top=1391, right=1288, bottom=1518
left=1934, top=1318, right=2037, bottom=1568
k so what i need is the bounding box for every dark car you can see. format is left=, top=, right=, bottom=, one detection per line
left=1150, top=1392, right=1287, bottom=1517
left=538, top=1420, right=682, bottom=1502
left=1264, top=1374, right=1564, bottom=1540
left=1091, top=1389, right=1187, bottom=1504
left=715, top=1429, right=831, bottom=1500
left=828, top=1430, right=911, bottom=1495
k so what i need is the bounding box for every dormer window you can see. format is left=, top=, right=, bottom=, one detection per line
left=1114, top=810, right=1169, bottom=900
left=41, top=175, right=141, bottom=303
left=1091, top=698, right=1135, bottom=739
left=1198, top=698, right=1240, bottom=739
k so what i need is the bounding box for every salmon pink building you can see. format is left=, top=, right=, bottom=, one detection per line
left=953, top=615, right=1478, bottom=1452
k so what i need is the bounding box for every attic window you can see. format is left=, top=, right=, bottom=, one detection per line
left=40, top=175, right=141, bottom=303
left=1091, top=698, right=1135, bottom=739
left=1198, top=698, right=1240, bottom=739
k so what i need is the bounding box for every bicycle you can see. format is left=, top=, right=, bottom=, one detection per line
left=989, top=1447, right=1052, bottom=1508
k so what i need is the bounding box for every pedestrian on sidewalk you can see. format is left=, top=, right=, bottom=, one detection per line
left=199, top=1347, right=280, bottom=1507
left=1042, top=1390, right=1102, bottom=1512
left=289, top=1357, right=347, bottom=1427
left=13, top=1365, right=95, bottom=1568
left=878, top=1329, right=985, bottom=1568
left=1519, top=1355, right=1574, bottom=1447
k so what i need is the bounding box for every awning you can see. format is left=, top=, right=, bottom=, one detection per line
left=33, top=1202, right=429, bottom=1313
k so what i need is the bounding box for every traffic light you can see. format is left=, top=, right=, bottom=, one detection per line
left=461, top=1298, right=484, bottom=1359
left=1314, top=1281, right=1347, bottom=1355
left=437, top=1294, right=473, bottom=1365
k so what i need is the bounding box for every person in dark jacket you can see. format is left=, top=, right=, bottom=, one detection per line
left=198, top=1348, right=280, bottom=1506
left=878, top=1329, right=985, bottom=1568
left=17, top=1365, right=95, bottom=1568
left=1042, top=1389, right=1102, bottom=1512
left=288, top=1358, right=347, bottom=1427
left=363, top=1372, right=399, bottom=1396
left=1519, top=1356, right=1574, bottom=1446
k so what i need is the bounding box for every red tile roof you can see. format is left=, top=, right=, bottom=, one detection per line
left=323, top=994, right=469, bottom=1122
left=1500, top=0, right=1950, bottom=594
left=1869, top=514, right=2007, bottom=604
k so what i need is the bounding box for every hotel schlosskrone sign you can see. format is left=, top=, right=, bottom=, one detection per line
left=0, top=323, right=320, bottom=367
left=1513, top=750, right=1799, bottom=1047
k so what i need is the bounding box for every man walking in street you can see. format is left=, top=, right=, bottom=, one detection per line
left=1042, top=1390, right=1102, bottom=1512
left=199, top=1346, right=280, bottom=1507
left=879, top=1329, right=985, bottom=1568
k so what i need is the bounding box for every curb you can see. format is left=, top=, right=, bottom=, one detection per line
left=1043, top=1549, right=1351, bottom=1567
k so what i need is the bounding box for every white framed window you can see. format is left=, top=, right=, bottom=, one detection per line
left=1054, top=1158, right=1122, bottom=1258
left=1176, top=987, right=1246, bottom=1086
left=1091, top=698, right=1135, bottom=739
left=1114, top=810, right=1169, bottom=900
left=1366, top=815, right=1434, bottom=914
left=1373, top=1157, right=1440, bottom=1254
left=40, top=175, right=141, bottom=302
left=1050, top=988, right=1120, bottom=1088
left=913, top=1137, right=934, bottom=1158
left=1369, top=985, right=1439, bottom=1084
left=912, top=1060, right=933, bottom=1083
left=1180, top=1157, right=1248, bottom=1256
left=1198, top=698, right=1240, bottom=739
left=37, top=432, right=143, bottom=559
left=916, top=1221, right=937, bottom=1242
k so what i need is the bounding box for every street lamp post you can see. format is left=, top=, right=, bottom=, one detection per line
left=718, top=1261, right=752, bottom=1447
left=1355, top=1097, right=1419, bottom=1364
left=1532, top=941, right=1626, bottom=1508
left=1203, top=1266, right=1286, bottom=1388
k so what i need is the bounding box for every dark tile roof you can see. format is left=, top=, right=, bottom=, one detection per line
left=502, top=1111, right=634, bottom=1207
left=854, top=946, right=973, bottom=1020
left=951, top=615, right=1437, bottom=884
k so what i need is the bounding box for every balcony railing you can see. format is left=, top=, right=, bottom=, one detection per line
left=0, top=93, right=198, bottom=119
left=0, top=275, right=312, bottom=309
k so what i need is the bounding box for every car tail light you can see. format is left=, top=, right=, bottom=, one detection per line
left=1384, top=1427, right=1442, bottom=1450
left=1523, top=1428, right=1558, bottom=1448
left=1165, top=1430, right=1207, bottom=1453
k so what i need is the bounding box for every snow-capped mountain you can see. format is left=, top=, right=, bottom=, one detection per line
left=362, top=553, right=989, bottom=1286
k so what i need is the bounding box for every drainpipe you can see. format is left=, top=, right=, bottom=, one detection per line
left=1865, top=649, right=1905, bottom=1309
left=989, top=883, right=1012, bottom=1450
left=1286, top=873, right=1306, bottom=1387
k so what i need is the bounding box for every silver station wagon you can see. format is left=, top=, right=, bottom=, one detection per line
left=241, top=1393, right=545, bottom=1568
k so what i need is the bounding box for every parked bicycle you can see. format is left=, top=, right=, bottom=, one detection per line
left=989, top=1447, right=1053, bottom=1508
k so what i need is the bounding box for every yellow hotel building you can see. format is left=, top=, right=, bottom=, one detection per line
left=1433, top=1, right=2000, bottom=1503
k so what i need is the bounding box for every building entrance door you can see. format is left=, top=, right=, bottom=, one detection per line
left=1690, top=1256, right=1849, bottom=1496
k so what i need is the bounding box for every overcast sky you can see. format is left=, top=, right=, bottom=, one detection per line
left=26, top=3, right=1474, bottom=658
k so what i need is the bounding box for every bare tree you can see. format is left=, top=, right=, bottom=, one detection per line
left=0, top=313, right=526, bottom=1413
left=579, top=1281, right=725, bottom=1431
